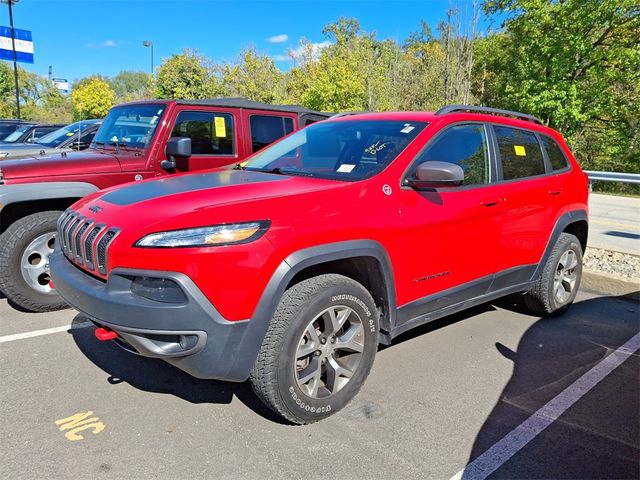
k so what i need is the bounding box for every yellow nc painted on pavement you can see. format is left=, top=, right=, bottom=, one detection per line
left=55, top=411, right=105, bottom=441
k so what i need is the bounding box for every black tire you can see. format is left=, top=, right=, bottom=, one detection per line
left=250, top=274, right=379, bottom=424
left=0, top=211, right=68, bottom=312
left=523, top=232, right=583, bottom=317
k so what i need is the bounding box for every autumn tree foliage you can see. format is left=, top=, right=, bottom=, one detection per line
left=71, top=77, right=116, bottom=119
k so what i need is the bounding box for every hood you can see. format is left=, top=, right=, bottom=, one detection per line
left=0, top=149, right=121, bottom=181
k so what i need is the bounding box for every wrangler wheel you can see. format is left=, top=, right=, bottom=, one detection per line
left=0, top=211, right=68, bottom=312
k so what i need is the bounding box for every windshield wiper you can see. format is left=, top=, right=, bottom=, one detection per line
left=248, top=166, right=313, bottom=177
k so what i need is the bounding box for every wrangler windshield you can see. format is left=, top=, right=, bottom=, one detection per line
left=242, top=120, right=428, bottom=181
left=93, top=104, right=165, bottom=149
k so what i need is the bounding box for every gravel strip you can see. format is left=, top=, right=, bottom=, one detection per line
left=584, top=247, right=640, bottom=281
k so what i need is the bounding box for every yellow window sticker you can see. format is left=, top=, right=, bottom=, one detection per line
left=66, top=132, right=74, bottom=137
left=514, top=145, right=526, bottom=156
left=214, top=117, right=226, bottom=138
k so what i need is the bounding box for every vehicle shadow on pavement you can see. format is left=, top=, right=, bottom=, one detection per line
left=69, top=316, right=290, bottom=425
left=459, top=292, right=640, bottom=479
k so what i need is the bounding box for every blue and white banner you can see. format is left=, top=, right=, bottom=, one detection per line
left=0, top=26, right=33, bottom=64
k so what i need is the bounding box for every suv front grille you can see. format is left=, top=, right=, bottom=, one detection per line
left=58, top=210, right=119, bottom=276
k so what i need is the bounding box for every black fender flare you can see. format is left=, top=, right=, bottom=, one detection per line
left=228, top=240, right=397, bottom=381
left=530, top=209, right=588, bottom=281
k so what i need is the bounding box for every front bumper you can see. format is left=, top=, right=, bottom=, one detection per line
left=50, top=250, right=256, bottom=381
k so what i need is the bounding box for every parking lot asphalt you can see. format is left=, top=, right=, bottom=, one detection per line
left=1, top=289, right=638, bottom=480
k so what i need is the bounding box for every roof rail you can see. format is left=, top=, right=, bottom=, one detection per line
left=329, top=111, right=369, bottom=119
left=435, top=105, right=544, bottom=125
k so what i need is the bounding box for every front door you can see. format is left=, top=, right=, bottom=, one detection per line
left=394, top=123, right=502, bottom=311
left=169, top=109, right=239, bottom=172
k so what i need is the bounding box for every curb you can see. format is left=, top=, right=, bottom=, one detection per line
left=582, top=269, right=640, bottom=301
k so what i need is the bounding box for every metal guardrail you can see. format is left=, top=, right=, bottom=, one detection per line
left=585, top=171, right=640, bottom=185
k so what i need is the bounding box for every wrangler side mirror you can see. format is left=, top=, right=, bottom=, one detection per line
left=161, top=137, right=192, bottom=171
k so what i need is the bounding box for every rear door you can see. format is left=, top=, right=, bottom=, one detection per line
left=489, top=124, right=555, bottom=273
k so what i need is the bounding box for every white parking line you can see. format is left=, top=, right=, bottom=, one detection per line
left=450, top=331, right=640, bottom=480
left=0, top=321, right=93, bottom=344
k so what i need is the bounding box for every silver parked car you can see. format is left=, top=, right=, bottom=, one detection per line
left=0, top=119, right=102, bottom=160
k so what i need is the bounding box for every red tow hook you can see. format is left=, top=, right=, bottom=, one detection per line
left=95, top=327, right=118, bottom=341
left=48, top=280, right=55, bottom=289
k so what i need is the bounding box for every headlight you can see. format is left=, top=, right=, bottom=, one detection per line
left=134, top=221, right=270, bottom=248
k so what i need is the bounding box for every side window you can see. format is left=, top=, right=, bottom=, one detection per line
left=250, top=115, right=294, bottom=153
left=540, top=135, right=569, bottom=171
left=78, top=128, right=98, bottom=143
left=411, top=124, right=489, bottom=185
left=32, top=127, right=52, bottom=142
left=494, top=126, right=546, bottom=180
left=171, top=111, right=234, bottom=155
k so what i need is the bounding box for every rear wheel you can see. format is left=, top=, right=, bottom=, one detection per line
left=523, top=232, right=583, bottom=316
left=0, top=211, right=68, bottom=312
left=250, top=274, right=379, bottom=424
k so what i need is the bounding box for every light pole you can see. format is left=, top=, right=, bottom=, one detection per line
left=142, top=41, right=153, bottom=74
left=2, top=0, right=21, bottom=119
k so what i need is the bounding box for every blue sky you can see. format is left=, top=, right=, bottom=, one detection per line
left=2, top=0, right=495, bottom=82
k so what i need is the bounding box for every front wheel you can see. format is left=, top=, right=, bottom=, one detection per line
left=0, top=211, right=68, bottom=312
left=523, top=232, right=583, bottom=316
left=250, top=274, right=379, bottom=424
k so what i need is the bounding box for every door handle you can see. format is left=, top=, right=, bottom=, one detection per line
left=480, top=197, right=504, bottom=207
left=548, top=189, right=563, bottom=195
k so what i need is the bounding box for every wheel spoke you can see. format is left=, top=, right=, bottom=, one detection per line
left=562, top=275, right=576, bottom=292
left=323, top=307, right=345, bottom=335
left=334, top=323, right=364, bottom=353
left=325, top=357, right=354, bottom=393
left=297, top=358, right=321, bottom=386
left=296, top=325, right=320, bottom=359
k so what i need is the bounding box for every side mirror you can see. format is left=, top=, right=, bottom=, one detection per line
left=406, top=161, right=464, bottom=190
left=70, top=140, right=90, bottom=150
left=166, top=137, right=191, bottom=158
left=162, top=137, right=191, bottom=171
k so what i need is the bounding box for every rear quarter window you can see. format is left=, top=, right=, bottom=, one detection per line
left=494, top=126, right=546, bottom=180
left=540, top=135, right=569, bottom=171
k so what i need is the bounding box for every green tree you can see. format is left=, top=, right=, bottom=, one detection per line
left=288, top=18, right=387, bottom=112
left=71, top=77, right=116, bottom=119
left=476, top=0, right=639, bottom=192
left=221, top=48, right=284, bottom=103
left=155, top=49, right=218, bottom=99
left=476, top=1, right=639, bottom=146
left=109, top=70, right=152, bottom=102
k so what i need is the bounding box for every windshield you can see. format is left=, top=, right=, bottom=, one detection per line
left=242, top=119, right=428, bottom=181
left=93, top=104, right=165, bottom=149
left=2, top=125, right=32, bottom=143
left=37, top=121, right=99, bottom=148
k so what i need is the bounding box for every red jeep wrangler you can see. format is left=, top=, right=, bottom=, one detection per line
left=0, top=98, right=327, bottom=311
left=51, top=105, right=589, bottom=424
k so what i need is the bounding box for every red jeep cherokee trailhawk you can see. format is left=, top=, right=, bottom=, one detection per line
left=51, top=105, right=589, bottom=424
